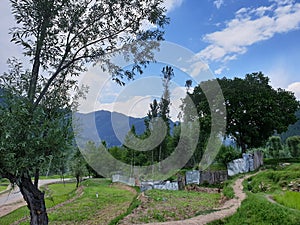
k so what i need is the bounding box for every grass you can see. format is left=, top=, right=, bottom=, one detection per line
left=0, top=179, right=137, bottom=225
left=47, top=179, right=136, bottom=224
left=0, top=178, right=9, bottom=192
left=0, top=182, right=77, bottom=225
left=208, top=163, right=300, bottom=225
left=222, top=180, right=235, bottom=199
left=42, top=182, right=77, bottom=207
left=208, top=193, right=300, bottom=225
left=246, top=163, right=300, bottom=193
left=108, top=195, right=141, bottom=225
left=39, top=174, right=73, bottom=180
left=274, top=191, right=300, bottom=210
left=122, top=189, right=221, bottom=224
left=0, top=185, right=8, bottom=192
left=0, top=206, right=29, bottom=225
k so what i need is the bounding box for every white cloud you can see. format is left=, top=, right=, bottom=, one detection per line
left=213, top=0, right=224, bottom=9
left=287, top=82, right=300, bottom=99
left=96, top=95, right=153, bottom=118
left=214, top=67, right=225, bottom=75
left=197, top=1, right=300, bottom=63
left=94, top=85, right=188, bottom=120
left=163, top=0, right=184, bottom=12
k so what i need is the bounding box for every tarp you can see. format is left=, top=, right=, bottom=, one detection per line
left=112, top=174, right=135, bottom=186
left=186, top=170, right=200, bottom=185
left=227, top=151, right=263, bottom=176
left=140, top=180, right=178, bottom=192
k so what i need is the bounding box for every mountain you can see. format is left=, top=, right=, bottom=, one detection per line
left=75, top=110, right=176, bottom=148
left=76, top=110, right=179, bottom=147
left=94, top=110, right=146, bottom=147
left=280, top=110, right=300, bottom=142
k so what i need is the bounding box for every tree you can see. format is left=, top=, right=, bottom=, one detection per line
left=185, top=79, right=192, bottom=93
left=69, top=148, right=88, bottom=188
left=215, top=145, right=241, bottom=167
left=0, top=1, right=168, bottom=224
left=286, top=136, right=300, bottom=157
left=190, top=72, right=299, bottom=153
left=0, top=60, right=74, bottom=225
left=267, top=136, right=282, bottom=159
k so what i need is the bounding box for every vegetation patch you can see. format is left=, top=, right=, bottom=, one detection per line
left=208, top=193, right=300, bottom=225
left=208, top=164, right=300, bottom=225
left=246, top=164, right=300, bottom=193
left=0, top=182, right=77, bottom=225
left=119, top=189, right=221, bottom=224
left=0, top=178, right=9, bottom=192
left=46, top=179, right=136, bottom=224
left=274, top=191, right=300, bottom=210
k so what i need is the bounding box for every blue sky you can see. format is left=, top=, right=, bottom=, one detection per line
left=0, top=0, right=300, bottom=119
left=164, top=0, right=300, bottom=88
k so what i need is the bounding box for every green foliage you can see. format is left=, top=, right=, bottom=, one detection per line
left=286, top=136, right=300, bottom=157
left=267, top=136, right=282, bottom=159
left=215, top=145, right=241, bottom=166
left=188, top=72, right=299, bottom=153
left=69, top=148, right=88, bottom=187
left=264, top=157, right=300, bottom=165
left=0, top=62, right=74, bottom=181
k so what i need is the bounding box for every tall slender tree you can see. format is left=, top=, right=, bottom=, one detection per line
left=158, top=66, right=174, bottom=161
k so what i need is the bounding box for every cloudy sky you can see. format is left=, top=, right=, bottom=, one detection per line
left=0, top=0, right=300, bottom=119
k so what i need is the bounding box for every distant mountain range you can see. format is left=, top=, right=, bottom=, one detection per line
left=76, top=110, right=176, bottom=148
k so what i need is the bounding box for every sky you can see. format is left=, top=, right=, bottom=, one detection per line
left=0, top=0, right=300, bottom=119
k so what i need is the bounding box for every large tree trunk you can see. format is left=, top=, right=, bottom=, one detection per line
left=18, top=176, right=48, bottom=225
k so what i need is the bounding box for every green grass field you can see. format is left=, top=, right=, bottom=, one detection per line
left=0, top=179, right=137, bottom=225
left=47, top=179, right=137, bottom=225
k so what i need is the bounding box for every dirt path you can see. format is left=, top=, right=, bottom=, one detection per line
left=137, top=174, right=254, bottom=225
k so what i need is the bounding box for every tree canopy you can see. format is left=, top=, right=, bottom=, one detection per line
left=188, top=72, right=299, bottom=153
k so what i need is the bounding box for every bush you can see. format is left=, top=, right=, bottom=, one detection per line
left=215, top=145, right=241, bottom=166
left=286, top=136, right=300, bottom=157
